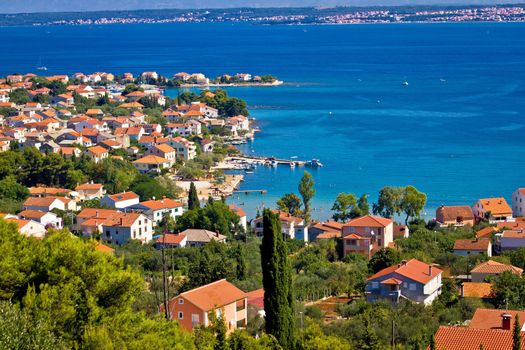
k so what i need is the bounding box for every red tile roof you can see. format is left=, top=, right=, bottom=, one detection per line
left=155, top=233, right=186, bottom=245
left=469, top=308, right=525, bottom=330
left=476, top=197, right=512, bottom=216
left=476, top=226, right=497, bottom=239
left=461, top=282, right=494, bottom=298
left=436, top=205, right=474, bottom=222
left=453, top=239, right=491, bottom=251
left=246, top=288, right=264, bottom=309
left=471, top=260, right=523, bottom=275
left=108, top=191, right=138, bottom=202
left=432, top=326, right=525, bottom=350
left=171, top=279, right=245, bottom=312
left=139, top=198, right=183, bottom=210
left=75, top=183, right=103, bottom=191
left=367, top=259, right=443, bottom=285
left=344, top=215, right=392, bottom=228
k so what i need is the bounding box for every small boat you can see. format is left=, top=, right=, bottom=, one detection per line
left=402, top=81, right=409, bottom=86
left=290, top=162, right=296, bottom=168
left=37, top=66, right=48, bottom=71
left=290, top=156, right=298, bottom=159
left=306, top=159, right=324, bottom=168
left=245, top=171, right=254, bottom=174
left=271, top=160, right=278, bottom=168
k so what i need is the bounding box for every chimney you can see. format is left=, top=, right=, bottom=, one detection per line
left=501, top=313, right=512, bottom=330
left=428, top=265, right=433, bottom=276
left=95, top=210, right=99, bottom=218
left=120, top=218, right=123, bottom=226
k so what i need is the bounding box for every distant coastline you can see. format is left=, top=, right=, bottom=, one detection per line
left=1, top=4, right=525, bottom=27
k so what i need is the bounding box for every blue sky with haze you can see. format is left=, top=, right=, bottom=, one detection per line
left=0, top=0, right=521, bottom=13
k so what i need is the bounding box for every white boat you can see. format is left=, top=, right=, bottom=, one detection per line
left=306, top=159, right=324, bottom=168
left=271, top=160, right=278, bottom=167
left=402, top=81, right=409, bottom=86
left=290, top=162, right=296, bottom=168
left=37, top=66, right=48, bottom=71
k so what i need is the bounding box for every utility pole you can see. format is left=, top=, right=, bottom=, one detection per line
left=392, top=319, right=396, bottom=349
left=161, top=232, right=169, bottom=320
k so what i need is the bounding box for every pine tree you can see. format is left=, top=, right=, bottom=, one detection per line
left=513, top=315, right=522, bottom=350
left=358, top=318, right=381, bottom=350
left=188, top=182, right=200, bottom=210
left=429, top=333, right=436, bottom=350
left=235, top=243, right=246, bottom=281
left=261, top=209, right=295, bottom=349
left=298, top=171, right=315, bottom=224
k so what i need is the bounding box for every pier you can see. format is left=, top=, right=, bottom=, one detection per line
left=228, top=156, right=306, bottom=166
left=233, top=189, right=268, bottom=194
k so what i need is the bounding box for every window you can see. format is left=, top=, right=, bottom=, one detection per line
left=192, top=314, right=200, bottom=326
left=370, top=281, right=379, bottom=289
left=409, top=283, right=417, bottom=291
left=106, top=230, right=110, bottom=237
left=178, top=312, right=183, bottom=320
left=346, top=239, right=357, bottom=246
left=178, top=299, right=184, bottom=304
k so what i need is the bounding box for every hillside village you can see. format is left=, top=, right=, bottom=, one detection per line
left=2, top=71, right=525, bottom=349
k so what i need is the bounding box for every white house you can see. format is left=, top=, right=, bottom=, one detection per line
left=8, top=218, right=47, bottom=239
left=132, top=155, right=172, bottom=174
left=75, top=183, right=106, bottom=200
left=22, top=196, right=65, bottom=212
left=252, top=210, right=308, bottom=242
left=366, top=259, right=443, bottom=306
left=167, top=137, right=197, bottom=161
left=500, top=230, right=525, bottom=251
left=472, top=197, right=514, bottom=223
left=101, top=212, right=153, bottom=245
left=512, top=188, right=525, bottom=218
left=100, top=191, right=140, bottom=209
left=130, top=198, right=184, bottom=225
left=18, top=209, right=63, bottom=229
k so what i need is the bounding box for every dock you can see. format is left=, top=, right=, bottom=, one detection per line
left=228, top=155, right=306, bottom=166
left=233, top=189, right=267, bottom=194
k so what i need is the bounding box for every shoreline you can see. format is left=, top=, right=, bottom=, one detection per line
left=179, top=80, right=283, bottom=88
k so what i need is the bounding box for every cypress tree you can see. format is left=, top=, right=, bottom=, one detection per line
left=513, top=315, right=522, bottom=350
left=188, top=182, right=200, bottom=210
left=235, top=243, right=246, bottom=281
left=261, top=209, right=295, bottom=349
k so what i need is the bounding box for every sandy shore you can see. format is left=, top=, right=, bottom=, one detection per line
left=176, top=174, right=244, bottom=201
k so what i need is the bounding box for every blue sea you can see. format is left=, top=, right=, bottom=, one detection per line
left=2, top=22, right=525, bottom=220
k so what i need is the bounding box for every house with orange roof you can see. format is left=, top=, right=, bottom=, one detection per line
left=18, top=209, right=62, bottom=229
left=500, top=229, right=525, bottom=251
left=469, top=308, right=525, bottom=331
left=167, top=136, right=197, bottom=160
left=86, top=108, right=104, bottom=117
left=309, top=220, right=343, bottom=241
left=130, top=197, right=184, bottom=225
left=366, top=259, right=443, bottom=305
left=100, top=191, right=140, bottom=209
left=119, top=101, right=144, bottom=110
left=431, top=325, right=525, bottom=350
left=101, top=212, right=153, bottom=245
left=7, top=218, right=46, bottom=239
left=75, top=183, right=105, bottom=200
left=146, top=143, right=176, bottom=165
left=154, top=233, right=187, bottom=249
left=229, top=205, right=247, bottom=231
left=476, top=226, right=497, bottom=239
left=470, top=260, right=522, bottom=282
left=94, top=241, right=114, bottom=254
left=74, top=208, right=119, bottom=234
left=22, top=196, right=67, bottom=212
left=342, top=215, right=394, bottom=259
left=473, top=197, right=514, bottom=223
left=436, top=205, right=475, bottom=227
left=84, top=145, right=109, bottom=163
left=453, top=238, right=492, bottom=257
left=132, top=155, right=172, bottom=174
left=59, top=146, right=82, bottom=159
left=164, top=279, right=247, bottom=333
left=252, top=210, right=308, bottom=241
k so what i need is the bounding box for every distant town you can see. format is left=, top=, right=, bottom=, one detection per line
left=2, top=5, right=525, bottom=27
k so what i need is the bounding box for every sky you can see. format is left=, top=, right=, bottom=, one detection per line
left=0, top=0, right=523, bottom=14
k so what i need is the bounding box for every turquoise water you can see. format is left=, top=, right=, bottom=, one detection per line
left=2, top=22, right=525, bottom=220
